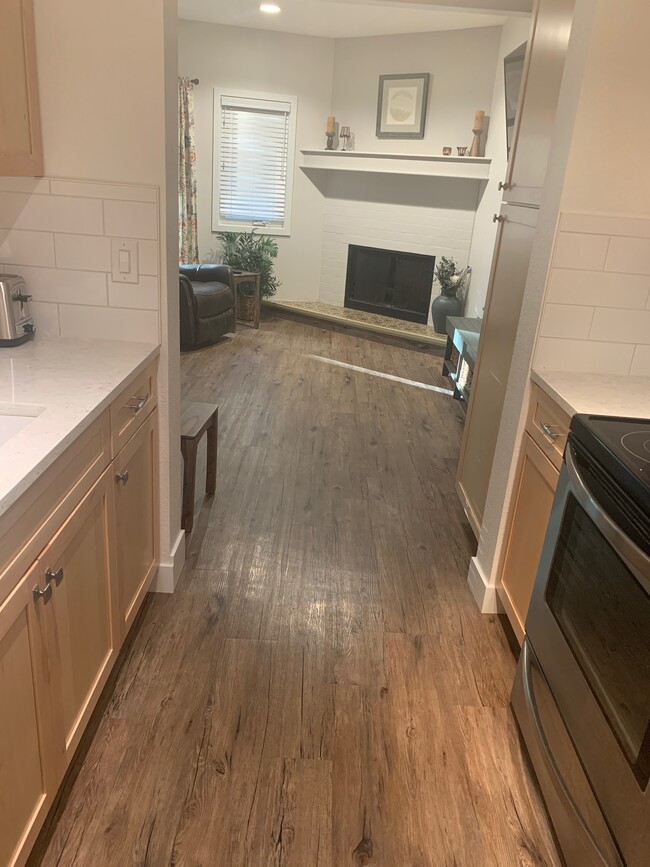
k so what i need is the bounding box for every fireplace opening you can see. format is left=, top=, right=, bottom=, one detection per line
left=344, top=244, right=435, bottom=325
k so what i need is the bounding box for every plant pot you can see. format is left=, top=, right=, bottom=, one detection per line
left=238, top=294, right=256, bottom=322
left=431, top=290, right=462, bottom=334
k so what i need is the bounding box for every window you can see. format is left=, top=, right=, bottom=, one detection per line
left=213, top=91, right=297, bottom=236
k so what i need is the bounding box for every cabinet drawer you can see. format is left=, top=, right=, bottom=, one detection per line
left=109, top=359, right=158, bottom=457
left=0, top=410, right=111, bottom=608
left=527, top=384, right=570, bottom=471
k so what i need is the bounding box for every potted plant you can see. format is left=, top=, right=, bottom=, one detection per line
left=215, top=230, right=280, bottom=321
left=430, top=256, right=471, bottom=334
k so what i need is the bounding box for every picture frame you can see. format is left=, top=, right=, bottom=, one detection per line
left=376, top=73, right=431, bottom=140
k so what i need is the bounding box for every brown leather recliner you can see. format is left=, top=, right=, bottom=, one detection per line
left=179, top=264, right=236, bottom=351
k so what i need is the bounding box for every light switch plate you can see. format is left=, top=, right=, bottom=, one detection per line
left=111, top=239, right=139, bottom=283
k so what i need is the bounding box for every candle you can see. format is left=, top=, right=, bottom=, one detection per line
left=473, top=110, right=485, bottom=130
left=326, top=115, right=336, bottom=135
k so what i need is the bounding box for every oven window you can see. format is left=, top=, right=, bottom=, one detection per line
left=546, top=495, right=650, bottom=789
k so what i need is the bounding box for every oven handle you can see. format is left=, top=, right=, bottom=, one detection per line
left=521, top=642, right=621, bottom=867
left=565, top=442, right=650, bottom=586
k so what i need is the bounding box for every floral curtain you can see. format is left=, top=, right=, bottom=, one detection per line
left=179, top=77, right=199, bottom=263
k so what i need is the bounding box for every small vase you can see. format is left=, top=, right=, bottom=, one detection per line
left=431, top=290, right=462, bottom=334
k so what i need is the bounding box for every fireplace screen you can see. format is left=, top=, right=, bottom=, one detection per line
left=344, top=245, right=435, bottom=324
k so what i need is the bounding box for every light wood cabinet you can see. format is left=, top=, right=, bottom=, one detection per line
left=42, top=470, right=118, bottom=772
left=0, top=564, right=57, bottom=867
left=457, top=204, right=539, bottom=536
left=0, top=0, right=43, bottom=176
left=113, top=409, right=159, bottom=638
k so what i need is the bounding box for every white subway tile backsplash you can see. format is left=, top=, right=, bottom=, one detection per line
left=7, top=265, right=107, bottom=306
left=546, top=268, right=650, bottom=309
left=540, top=303, right=594, bottom=339
left=59, top=305, right=159, bottom=343
left=535, top=337, right=635, bottom=375
left=49, top=180, right=157, bottom=203
left=103, top=200, right=158, bottom=240
left=0, top=192, right=103, bottom=235
left=559, top=213, right=650, bottom=239
left=29, top=301, right=60, bottom=337
left=108, top=275, right=159, bottom=310
left=0, top=177, right=50, bottom=195
left=604, top=236, right=650, bottom=275
left=630, top=345, right=650, bottom=376
left=54, top=233, right=111, bottom=272
left=590, top=308, right=650, bottom=345
left=552, top=232, right=609, bottom=271
left=0, top=229, right=55, bottom=267
left=138, top=240, right=159, bottom=276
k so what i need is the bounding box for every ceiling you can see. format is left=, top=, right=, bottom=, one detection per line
left=177, top=0, right=511, bottom=39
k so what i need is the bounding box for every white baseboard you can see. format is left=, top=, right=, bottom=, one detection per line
left=467, top=557, right=499, bottom=614
left=152, top=529, right=186, bottom=594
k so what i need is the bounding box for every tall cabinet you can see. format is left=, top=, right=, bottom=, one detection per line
left=456, top=0, right=576, bottom=536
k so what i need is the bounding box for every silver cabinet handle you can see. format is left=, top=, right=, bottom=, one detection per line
left=498, top=181, right=511, bottom=191
left=45, top=567, right=64, bottom=586
left=493, top=213, right=505, bottom=223
left=115, top=470, right=129, bottom=485
left=540, top=422, right=559, bottom=443
left=33, top=583, right=53, bottom=603
left=126, top=395, right=147, bottom=413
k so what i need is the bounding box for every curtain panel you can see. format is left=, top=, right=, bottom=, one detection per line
left=179, top=78, right=199, bottom=264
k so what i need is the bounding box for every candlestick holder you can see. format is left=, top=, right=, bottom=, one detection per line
left=469, top=127, right=483, bottom=157
left=339, top=126, right=351, bottom=152
left=326, top=131, right=335, bottom=150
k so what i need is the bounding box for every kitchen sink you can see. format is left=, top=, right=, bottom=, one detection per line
left=0, top=404, right=44, bottom=449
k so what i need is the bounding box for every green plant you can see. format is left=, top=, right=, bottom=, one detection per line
left=215, top=230, right=281, bottom=298
left=434, top=256, right=471, bottom=299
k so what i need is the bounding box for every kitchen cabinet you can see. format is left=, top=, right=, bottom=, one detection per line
left=457, top=204, right=539, bottom=536
left=0, top=0, right=43, bottom=176
left=113, top=409, right=159, bottom=637
left=0, top=563, right=57, bottom=867
left=42, top=470, right=118, bottom=772
left=497, top=384, right=571, bottom=642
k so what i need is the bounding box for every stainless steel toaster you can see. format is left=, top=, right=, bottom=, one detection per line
left=0, top=274, right=35, bottom=346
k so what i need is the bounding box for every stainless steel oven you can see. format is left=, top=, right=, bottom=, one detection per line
left=512, top=415, right=650, bottom=867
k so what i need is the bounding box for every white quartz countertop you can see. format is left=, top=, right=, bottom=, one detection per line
left=0, top=336, right=159, bottom=519
left=531, top=369, right=650, bottom=419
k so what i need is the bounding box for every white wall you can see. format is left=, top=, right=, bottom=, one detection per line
left=330, top=26, right=502, bottom=155
left=178, top=20, right=335, bottom=301
left=465, top=16, right=532, bottom=318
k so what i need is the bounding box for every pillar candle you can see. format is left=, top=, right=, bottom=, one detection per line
left=473, top=110, right=485, bottom=130
left=326, top=116, right=336, bottom=135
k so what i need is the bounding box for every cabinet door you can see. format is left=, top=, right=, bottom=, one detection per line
left=504, top=0, right=575, bottom=205
left=499, top=433, right=558, bottom=642
left=0, top=0, right=43, bottom=176
left=0, top=564, right=57, bottom=867
left=457, top=204, right=539, bottom=535
left=113, top=409, right=159, bottom=638
left=42, top=470, right=118, bottom=771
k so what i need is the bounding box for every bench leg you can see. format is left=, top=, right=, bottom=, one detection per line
left=181, top=438, right=197, bottom=534
left=206, top=411, right=217, bottom=495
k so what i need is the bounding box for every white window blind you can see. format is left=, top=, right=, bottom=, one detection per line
left=216, top=94, right=295, bottom=232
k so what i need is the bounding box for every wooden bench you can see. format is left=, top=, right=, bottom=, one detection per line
left=180, top=402, right=218, bottom=534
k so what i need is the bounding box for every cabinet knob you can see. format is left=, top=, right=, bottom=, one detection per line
left=33, top=583, right=53, bottom=603
left=45, top=567, right=64, bottom=586
left=498, top=181, right=511, bottom=191
left=493, top=213, right=505, bottom=223
left=127, top=396, right=147, bottom=413
left=115, top=469, right=130, bottom=485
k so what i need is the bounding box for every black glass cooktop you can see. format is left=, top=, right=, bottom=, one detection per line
left=570, top=414, right=650, bottom=516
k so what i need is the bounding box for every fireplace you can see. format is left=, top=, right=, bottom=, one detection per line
left=344, top=244, right=435, bottom=324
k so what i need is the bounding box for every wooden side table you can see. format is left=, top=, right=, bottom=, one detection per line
left=180, top=401, right=218, bottom=534
left=231, top=271, right=261, bottom=329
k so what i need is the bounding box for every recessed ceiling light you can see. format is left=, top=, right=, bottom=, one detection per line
left=259, top=3, right=281, bottom=13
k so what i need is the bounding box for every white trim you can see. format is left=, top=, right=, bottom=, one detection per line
left=212, top=88, right=297, bottom=237
left=152, top=529, right=186, bottom=594
left=467, top=556, right=499, bottom=613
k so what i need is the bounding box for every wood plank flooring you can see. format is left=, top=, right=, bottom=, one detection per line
left=33, top=317, right=559, bottom=866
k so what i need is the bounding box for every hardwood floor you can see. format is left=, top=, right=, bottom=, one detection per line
left=33, top=317, right=559, bottom=866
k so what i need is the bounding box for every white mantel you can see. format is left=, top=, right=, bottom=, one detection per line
left=300, top=149, right=491, bottom=180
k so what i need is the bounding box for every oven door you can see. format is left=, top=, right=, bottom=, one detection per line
left=526, top=441, right=650, bottom=867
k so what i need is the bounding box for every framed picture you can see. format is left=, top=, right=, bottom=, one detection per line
left=376, top=73, right=430, bottom=140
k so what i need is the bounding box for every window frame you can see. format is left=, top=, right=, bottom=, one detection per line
left=212, top=89, right=298, bottom=237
